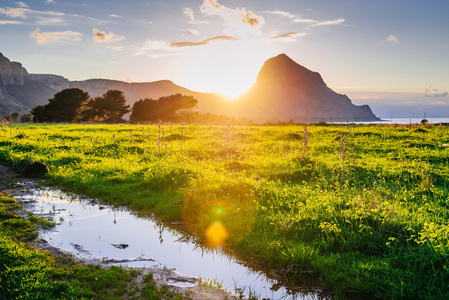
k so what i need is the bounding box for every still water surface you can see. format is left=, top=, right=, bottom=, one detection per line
left=17, top=186, right=323, bottom=300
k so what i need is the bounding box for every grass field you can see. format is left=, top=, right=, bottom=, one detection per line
left=1, top=122, right=449, bottom=299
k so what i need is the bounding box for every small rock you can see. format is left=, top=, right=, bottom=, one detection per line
left=23, top=161, right=49, bottom=177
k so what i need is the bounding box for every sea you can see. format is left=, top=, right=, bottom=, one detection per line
left=353, top=117, right=449, bottom=125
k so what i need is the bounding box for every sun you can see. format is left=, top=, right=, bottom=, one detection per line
left=177, top=40, right=272, bottom=99
left=183, top=55, right=258, bottom=99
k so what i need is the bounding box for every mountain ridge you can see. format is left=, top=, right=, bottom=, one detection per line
left=0, top=52, right=379, bottom=122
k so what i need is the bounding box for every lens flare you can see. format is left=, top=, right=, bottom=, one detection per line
left=182, top=182, right=258, bottom=249
left=204, top=222, right=229, bottom=248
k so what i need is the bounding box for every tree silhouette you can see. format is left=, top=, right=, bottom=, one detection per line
left=30, top=105, right=49, bottom=123
left=130, top=94, right=198, bottom=123
left=82, top=90, right=130, bottom=123
left=31, top=88, right=90, bottom=123
left=20, top=113, right=32, bottom=123
left=1, top=112, right=20, bottom=123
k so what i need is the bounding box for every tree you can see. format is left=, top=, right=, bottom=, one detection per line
left=10, top=112, right=20, bottom=123
left=20, top=114, right=32, bottom=123
left=130, top=94, right=198, bottom=123
left=47, top=88, right=90, bottom=122
left=129, top=98, right=158, bottom=123
left=1, top=115, right=12, bottom=122
left=82, top=90, right=130, bottom=123
left=31, top=88, right=90, bottom=123
left=1, top=112, right=19, bottom=123
left=30, top=105, right=49, bottom=123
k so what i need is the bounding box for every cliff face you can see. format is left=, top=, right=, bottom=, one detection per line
left=28, top=74, right=69, bottom=91
left=0, top=53, right=28, bottom=86
left=0, top=53, right=72, bottom=116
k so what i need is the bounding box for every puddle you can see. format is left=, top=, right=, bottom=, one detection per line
left=13, top=185, right=324, bottom=299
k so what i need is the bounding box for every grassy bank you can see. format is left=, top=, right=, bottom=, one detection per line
left=0, top=192, right=184, bottom=299
left=1, top=122, right=449, bottom=298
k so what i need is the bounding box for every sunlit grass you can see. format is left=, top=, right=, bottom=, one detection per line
left=1, top=122, right=449, bottom=298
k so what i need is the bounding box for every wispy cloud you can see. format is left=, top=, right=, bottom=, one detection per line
left=109, top=14, right=122, bottom=18
left=200, top=0, right=265, bottom=36
left=271, top=32, right=307, bottom=42
left=102, top=45, right=125, bottom=52
left=387, top=34, right=398, bottom=43
left=0, top=19, right=22, bottom=24
left=313, top=18, right=345, bottom=26
left=424, top=84, right=448, bottom=97
left=135, top=35, right=239, bottom=56
left=15, top=2, right=28, bottom=8
left=0, top=7, right=64, bottom=19
left=183, top=7, right=195, bottom=22
left=0, top=5, right=111, bottom=27
left=92, top=28, right=124, bottom=43
left=292, top=18, right=317, bottom=24
left=262, top=10, right=296, bottom=19
left=0, top=7, right=27, bottom=18
left=183, top=29, right=200, bottom=36
left=45, top=0, right=55, bottom=3
left=35, top=16, right=63, bottom=25
left=171, top=35, right=238, bottom=48
left=424, top=84, right=432, bottom=94
left=262, top=10, right=345, bottom=27
left=30, top=28, right=82, bottom=44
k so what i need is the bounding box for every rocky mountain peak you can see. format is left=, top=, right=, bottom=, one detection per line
left=255, top=53, right=326, bottom=94
left=0, top=52, right=29, bottom=86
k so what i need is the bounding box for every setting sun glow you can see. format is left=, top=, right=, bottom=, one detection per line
left=179, top=40, right=274, bottom=99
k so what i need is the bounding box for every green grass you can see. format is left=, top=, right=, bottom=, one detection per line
left=1, top=122, right=449, bottom=298
left=0, top=192, right=186, bottom=299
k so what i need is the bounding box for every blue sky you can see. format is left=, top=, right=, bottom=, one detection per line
left=1, top=0, right=448, bottom=114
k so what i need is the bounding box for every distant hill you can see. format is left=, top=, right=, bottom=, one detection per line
left=0, top=52, right=379, bottom=122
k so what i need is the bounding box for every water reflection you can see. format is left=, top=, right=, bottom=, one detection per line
left=15, top=186, right=326, bottom=299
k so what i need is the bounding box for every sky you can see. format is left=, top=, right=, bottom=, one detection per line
left=1, top=0, right=448, bottom=116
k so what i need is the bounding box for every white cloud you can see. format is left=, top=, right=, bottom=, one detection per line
left=183, top=7, right=195, bottom=22
left=0, top=19, right=22, bottom=24
left=109, top=14, right=122, bottom=18
left=262, top=10, right=344, bottom=27
left=292, top=17, right=317, bottom=24
left=271, top=32, right=307, bottom=42
left=184, top=29, right=200, bottom=36
left=387, top=34, right=398, bottom=43
left=35, top=16, right=63, bottom=25
left=170, top=35, right=238, bottom=48
left=424, top=84, right=448, bottom=97
left=135, top=35, right=240, bottom=56
left=0, top=7, right=64, bottom=19
left=135, top=39, right=171, bottom=55
left=92, top=28, right=124, bottom=43
left=45, top=0, right=55, bottom=3
left=15, top=2, right=28, bottom=8
left=30, top=28, right=82, bottom=43
left=200, top=0, right=265, bottom=37
left=262, top=10, right=296, bottom=19
left=102, top=45, right=125, bottom=51
left=313, top=18, right=345, bottom=26
left=0, top=7, right=27, bottom=18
